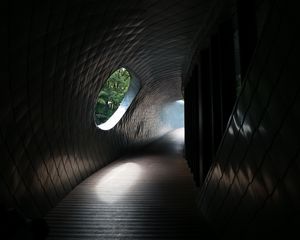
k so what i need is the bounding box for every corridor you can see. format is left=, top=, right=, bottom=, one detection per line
left=2, top=0, right=299, bottom=238
left=45, top=154, right=207, bottom=239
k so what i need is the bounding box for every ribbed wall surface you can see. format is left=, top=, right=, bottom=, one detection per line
left=5, top=0, right=299, bottom=237
left=1, top=0, right=229, bottom=217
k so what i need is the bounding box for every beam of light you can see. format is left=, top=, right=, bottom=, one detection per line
left=169, top=127, right=185, bottom=142
left=159, top=100, right=185, bottom=135
left=95, top=162, right=142, bottom=203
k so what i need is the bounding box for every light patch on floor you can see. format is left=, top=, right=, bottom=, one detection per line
left=95, top=162, right=142, bottom=203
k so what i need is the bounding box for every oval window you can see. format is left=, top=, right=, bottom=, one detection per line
left=94, top=67, right=140, bottom=130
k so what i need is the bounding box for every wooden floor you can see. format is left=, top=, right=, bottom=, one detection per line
left=45, top=154, right=207, bottom=239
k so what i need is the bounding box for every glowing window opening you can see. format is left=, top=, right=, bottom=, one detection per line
left=94, top=68, right=140, bottom=130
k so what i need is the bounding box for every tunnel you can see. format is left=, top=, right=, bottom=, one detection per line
left=1, top=0, right=300, bottom=239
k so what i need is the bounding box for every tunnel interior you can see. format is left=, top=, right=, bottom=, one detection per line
left=2, top=0, right=300, bottom=239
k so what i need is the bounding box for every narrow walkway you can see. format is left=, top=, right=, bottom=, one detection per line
left=46, top=155, right=207, bottom=239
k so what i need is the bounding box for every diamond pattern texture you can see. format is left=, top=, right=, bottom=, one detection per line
left=2, top=0, right=226, bottom=217
left=198, top=0, right=300, bottom=237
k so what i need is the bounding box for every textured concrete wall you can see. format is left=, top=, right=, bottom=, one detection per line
left=198, top=1, right=300, bottom=237
left=1, top=0, right=226, bottom=217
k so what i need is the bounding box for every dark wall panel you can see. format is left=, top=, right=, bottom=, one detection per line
left=198, top=1, right=300, bottom=237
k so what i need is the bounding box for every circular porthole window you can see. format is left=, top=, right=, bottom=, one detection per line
left=94, top=67, right=140, bottom=130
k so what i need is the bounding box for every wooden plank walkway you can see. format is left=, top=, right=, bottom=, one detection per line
left=45, top=154, right=208, bottom=239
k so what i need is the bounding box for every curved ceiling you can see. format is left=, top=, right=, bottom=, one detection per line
left=2, top=0, right=230, bottom=216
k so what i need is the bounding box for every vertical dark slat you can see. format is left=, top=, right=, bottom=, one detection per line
left=200, top=48, right=214, bottom=181
left=184, top=81, right=192, bottom=170
left=237, top=0, right=258, bottom=79
left=219, top=19, right=237, bottom=131
left=210, top=33, right=223, bottom=154
left=184, top=67, right=200, bottom=186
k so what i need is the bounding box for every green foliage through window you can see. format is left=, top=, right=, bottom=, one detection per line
left=95, top=68, right=131, bottom=125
